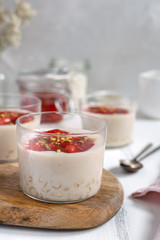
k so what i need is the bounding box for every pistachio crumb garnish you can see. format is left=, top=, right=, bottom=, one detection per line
left=28, top=129, right=95, bottom=153
left=56, top=149, right=61, bottom=153
left=51, top=137, right=56, bottom=141
left=44, top=144, right=50, bottom=150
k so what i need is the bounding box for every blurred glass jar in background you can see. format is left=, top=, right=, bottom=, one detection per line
left=80, top=90, right=136, bottom=148
left=138, top=70, right=160, bottom=119
left=0, top=73, right=6, bottom=93
left=0, top=93, right=41, bottom=162
left=17, top=69, right=75, bottom=116
left=49, top=58, right=89, bottom=109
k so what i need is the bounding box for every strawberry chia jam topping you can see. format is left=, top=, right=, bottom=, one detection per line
left=27, top=129, right=95, bottom=153
left=86, top=106, right=129, bottom=114
left=0, top=111, right=32, bottom=125
left=33, top=92, right=67, bottom=112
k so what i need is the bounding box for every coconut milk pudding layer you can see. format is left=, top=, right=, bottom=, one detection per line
left=18, top=128, right=105, bottom=203
left=0, top=110, right=36, bottom=161
left=84, top=106, right=135, bottom=148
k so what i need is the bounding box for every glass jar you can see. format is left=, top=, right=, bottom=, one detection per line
left=80, top=90, right=136, bottom=148
left=17, top=69, right=75, bottom=114
left=0, top=73, right=6, bottom=93
left=0, top=93, right=41, bottom=162
left=49, top=58, right=90, bottom=109
left=16, top=112, right=107, bottom=203
left=138, top=70, right=160, bottom=119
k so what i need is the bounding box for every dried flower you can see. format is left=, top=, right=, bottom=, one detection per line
left=0, top=0, right=36, bottom=53
left=15, top=0, right=36, bottom=25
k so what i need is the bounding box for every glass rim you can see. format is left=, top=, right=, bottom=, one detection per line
left=17, top=68, right=71, bottom=83
left=139, top=70, right=160, bottom=80
left=17, top=79, right=71, bottom=94
left=87, top=90, right=123, bottom=97
left=0, top=93, right=41, bottom=110
left=49, top=58, right=90, bottom=70
left=81, top=91, right=134, bottom=107
left=16, top=111, right=107, bottom=136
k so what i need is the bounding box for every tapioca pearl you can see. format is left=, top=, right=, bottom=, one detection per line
left=63, top=187, right=69, bottom=191
left=29, top=186, right=38, bottom=197
left=28, top=176, right=32, bottom=183
left=87, top=186, right=92, bottom=193
left=40, top=187, right=49, bottom=193
left=41, top=187, right=51, bottom=194
left=79, top=196, right=84, bottom=200
left=45, top=192, right=51, bottom=199
left=86, top=182, right=91, bottom=188
left=57, top=192, right=62, bottom=197
left=38, top=177, right=43, bottom=183
left=74, top=183, right=80, bottom=188
left=5, top=150, right=14, bottom=159
left=52, top=184, right=62, bottom=189
left=43, top=182, right=48, bottom=188
left=46, top=189, right=51, bottom=193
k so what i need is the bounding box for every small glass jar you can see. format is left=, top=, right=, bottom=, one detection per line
left=49, top=58, right=90, bottom=109
left=138, top=70, right=160, bottom=119
left=0, top=73, right=6, bottom=93
left=80, top=90, right=136, bottom=148
left=0, top=93, right=41, bottom=162
left=16, top=112, right=107, bottom=203
left=17, top=69, right=75, bottom=113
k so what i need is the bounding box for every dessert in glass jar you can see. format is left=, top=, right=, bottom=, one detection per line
left=16, top=112, right=107, bottom=203
left=0, top=93, right=41, bottom=162
left=49, top=58, right=90, bottom=109
left=17, top=69, right=75, bottom=115
left=80, top=91, right=136, bottom=148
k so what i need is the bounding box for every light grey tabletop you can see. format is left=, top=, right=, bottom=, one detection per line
left=0, top=119, right=160, bottom=240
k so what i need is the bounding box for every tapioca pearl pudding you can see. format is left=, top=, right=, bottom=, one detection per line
left=84, top=106, right=135, bottom=148
left=18, top=129, right=105, bottom=203
left=0, top=110, right=36, bottom=161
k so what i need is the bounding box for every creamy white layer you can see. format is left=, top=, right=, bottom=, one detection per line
left=18, top=132, right=104, bottom=202
left=0, top=110, right=39, bottom=161
left=0, top=125, right=18, bottom=161
left=86, top=109, right=135, bottom=148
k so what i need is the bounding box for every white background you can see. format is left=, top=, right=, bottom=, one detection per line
left=2, top=0, right=160, bottom=97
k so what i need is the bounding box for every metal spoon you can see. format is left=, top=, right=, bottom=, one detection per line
left=120, top=143, right=160, bottom=172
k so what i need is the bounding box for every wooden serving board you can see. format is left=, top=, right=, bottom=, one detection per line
left=0, top=163, right=124, bottom=229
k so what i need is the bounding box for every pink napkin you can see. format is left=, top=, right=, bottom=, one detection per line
left=131, top=179, right=160, bottom=240
left=131, top=179, right=160, bottom=198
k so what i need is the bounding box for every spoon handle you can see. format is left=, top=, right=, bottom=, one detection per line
left=137, top=145, right=160, bottom=161
left=131, top=143, right=153, bottom=161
